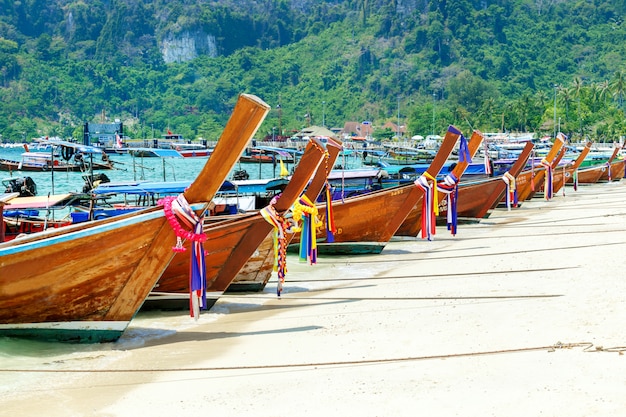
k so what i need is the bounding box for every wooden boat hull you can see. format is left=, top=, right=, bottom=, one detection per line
left=148, top=138, right=326, bottom=308
left=395, top=131, right=488, bottom=237
left=537, top=141, right=592, bottom=195
left=224, top=137, right=345, bottom=294
left=289, top=126, right=464, bottom=254
left=516, top=168, right=544, bottom=201
left=225, top=232, right=290, bottom=293
left=573, top=164, right=606, bottom=184
left=443, top=177, right=506, bottom=218
left=153, top=213, right=268, bottom=295
left=0, top=209, right=173, bottom=342
left=445, top=141, right=534, bottom=219
left=597, top=159, right=625, bottom=182
left=0, top=93, right=272, bottom=342
left=290, top=181, right=426, bottom=254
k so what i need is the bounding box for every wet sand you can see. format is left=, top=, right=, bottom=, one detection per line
left=2, top=180, right=626, bottom=416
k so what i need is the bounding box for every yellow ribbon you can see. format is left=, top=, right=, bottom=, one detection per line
left=422, top=171, right=439, bottom=216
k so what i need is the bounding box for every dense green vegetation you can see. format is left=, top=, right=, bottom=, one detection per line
left=0, top=0, right=625, bottom=143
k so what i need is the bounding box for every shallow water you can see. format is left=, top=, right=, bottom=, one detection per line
left=0, top=250, right=382, bottom=402
left=0, top=144, right=372, bottom=400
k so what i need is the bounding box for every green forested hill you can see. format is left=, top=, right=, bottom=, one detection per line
left=0, top=0, right=625, bottom=142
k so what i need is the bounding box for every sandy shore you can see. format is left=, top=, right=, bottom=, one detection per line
left=2, top=180, right=626, bottom=416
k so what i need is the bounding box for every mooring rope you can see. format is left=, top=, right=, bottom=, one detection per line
left=1, top=342, right=622, bottom=373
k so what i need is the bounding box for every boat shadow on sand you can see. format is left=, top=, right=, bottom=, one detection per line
left=135, top=324, right=325, bottom=349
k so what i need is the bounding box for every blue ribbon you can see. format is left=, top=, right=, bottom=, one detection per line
left=458, top=134, right=471, bottom=163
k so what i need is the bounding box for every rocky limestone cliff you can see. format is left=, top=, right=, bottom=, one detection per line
left=160, top=30, right=218, bottom=63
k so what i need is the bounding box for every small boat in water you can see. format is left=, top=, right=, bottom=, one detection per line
left=0, top=140, right=115, bottom=172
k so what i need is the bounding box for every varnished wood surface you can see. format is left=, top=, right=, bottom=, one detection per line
left=0, top=94, right=270, bottom=339
left=291, top=126, right=462, bottom=250
left=154, top=138, right=326, bottom=295
left=396, top=130, right=485, bottom=235
left=516, top=135, right=566, bottom=201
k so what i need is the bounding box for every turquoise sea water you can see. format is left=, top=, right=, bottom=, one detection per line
left=0, top=145, right=365, bottom=197
left=0, top=143, right=369, bottom=398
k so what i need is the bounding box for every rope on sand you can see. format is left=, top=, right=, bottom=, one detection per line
left=2, top=342, right=623, bottom=373
left=217, top=294, right=563, bottom=301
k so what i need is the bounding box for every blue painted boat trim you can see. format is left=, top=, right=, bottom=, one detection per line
left=0, top=208, right=165, bottom=256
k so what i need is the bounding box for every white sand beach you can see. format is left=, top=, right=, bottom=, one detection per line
left=2, top=180, right=626, bottom=416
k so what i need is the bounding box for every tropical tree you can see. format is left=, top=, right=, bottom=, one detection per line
left=610, top=70, right=626, bottom=110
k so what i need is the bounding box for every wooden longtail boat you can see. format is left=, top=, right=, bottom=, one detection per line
left=396, top=130, right=485, bottom=237
left=0, top=93, right=270, bottom=342
left=289, top=126, right=461, bottom=254
left=547, top=141, right=592, bottom=195
left=225, top=137, right=344, bottom=293
left=447, top=140, right=534, bottom=219
left=149, top=137, right=327, bottom=307
left=582, top=146, right=622, bottom=183
left=598, top=158, right=625, bottom=182
left=515, top=133, right=566, bottom=201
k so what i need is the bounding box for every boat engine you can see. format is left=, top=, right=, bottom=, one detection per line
left=4, top=176, right=37, bottom=197
left=82, top=173, right=111, bottom=193
left=233, top=169, right=249, bottom=180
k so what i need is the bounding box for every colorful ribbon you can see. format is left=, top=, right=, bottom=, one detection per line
left=483, top=141, right=492, bottom=176
left=436, top=173, right=459, bottom=235
left=324, top=182, right=336, bottom=242
left=414, top=172, right=437, bottom=240
left=458, top=134, right=471, bottom=163
left=530, top=153, right=536, bottom=192
left=501, top=171, right=518, bottom=210
left=260, top=194, right=291, bottom=296
left=540, top=157, right=553, bottom=200
left=160, top=194, right=207, bottom=320
left=291, top=194, right=320, bottom=266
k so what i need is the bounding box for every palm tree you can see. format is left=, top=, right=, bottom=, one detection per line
left=610, top=70, right=626, bottom=110
left=558, top=86, right=573, bottom=122
left=588, top=82, right=600, bottom=112
left=598, top=80, right=611, bottom=104
left=571, top=77, right=584, bottom=137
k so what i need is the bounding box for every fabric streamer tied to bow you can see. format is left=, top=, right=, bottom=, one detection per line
left=501, top=171, right=518, bottom=210
left=160, top=194, right=207, bottom=320
left=291, top=194, right=321, bottom=266
left=540, top=157, right=553, bottom=200
left=260, top=194, right=294, bottom=297
left=436, top=173, right=460, bottom=235
left=414, top=172, right=437, bottom=240
left=457, top=133, right=471, bottom=163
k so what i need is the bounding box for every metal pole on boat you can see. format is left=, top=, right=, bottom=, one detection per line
left=50, top=145, right=55, bottom=195
left=272, top=153, right=276, bottom=177
left=44, top=192, right=49, bottom=230
left=553, top=84, right=558, bottom=138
